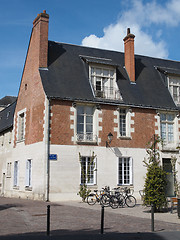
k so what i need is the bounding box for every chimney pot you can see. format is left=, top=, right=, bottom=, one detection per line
left=127, top=28, right=130, bottom=35
left=43, top=10, right=46, bottom=14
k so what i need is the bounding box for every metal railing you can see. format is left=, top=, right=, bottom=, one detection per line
left=92, top=85, right=122, bottom=100
left=76, top=133, right=98, bottom=143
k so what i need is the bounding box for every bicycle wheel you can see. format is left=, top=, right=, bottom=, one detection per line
left=109, top=196, right=119, bottom=209
left=100, top=194, right=110, bottom=206
left=87, top=194, right=97, bottom=205
left=125, top=195, right=136, bottom=207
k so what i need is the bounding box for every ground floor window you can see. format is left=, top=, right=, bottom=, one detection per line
left=80, top=156, right=96, bottom=185
left=118, top=157, right=133, bottom=185
left=14, top=161, right=19, bottom=187
left=25, top=159, right=32, bottom=187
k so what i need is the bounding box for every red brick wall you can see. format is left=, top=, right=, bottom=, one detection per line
left=50, top=100, right=157, bottom=148
left=14, top=12, right=48, bottom=146
left=50, top=100, right=73, bottom=145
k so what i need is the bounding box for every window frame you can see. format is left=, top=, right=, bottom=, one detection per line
left=13, top=161, right=19, bottom=187
left=76, top=105, right=97, bottom=143
left=89, top=64, right=120, bottom=100
left=117, top=108, right=131, bottom=139
left=17, top=109, right=26, bottom=142
left=80, top=156, right=97, bottom=185
left=118, top=157, right=133, bottom=186
left=25, top=159, right=32, bottom=188
left=168, top=76, right=180, bottom=105
left=160, top=113, right=175, bottom=144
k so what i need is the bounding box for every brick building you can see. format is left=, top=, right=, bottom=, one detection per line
left=0, top=11, right=180, bottom=201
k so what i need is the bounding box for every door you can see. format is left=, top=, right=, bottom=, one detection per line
left=163, top=159, right=174, bottom=197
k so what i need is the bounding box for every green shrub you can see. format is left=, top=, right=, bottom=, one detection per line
left=143, top=135, right=167, bottom=211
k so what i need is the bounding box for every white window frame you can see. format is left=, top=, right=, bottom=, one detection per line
left=13, top=161, right=19, bottom=187
left=17, top=109, right=26, bottom=142
left=160, top=113, right=175, bottom=144
left=80, top=156, right=97, bottom=185
left=76, top=105, right=97, bottom=143
left=90, top=64, right=120, bottom=100
left=168, top=76, right=180, bottom=105
left=118, top=157, right=133, bottom=185
left=25, top=159, right=32, bottom=188
left=117, top=108, right=131, bottom=138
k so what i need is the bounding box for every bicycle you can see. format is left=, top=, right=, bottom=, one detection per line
left=114, top=187, right=136, bottom=208
left=87, top=186, right=119, bottom=209
left=87, top=187, right=109, bottom=206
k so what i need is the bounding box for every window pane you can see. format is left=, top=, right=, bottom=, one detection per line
left=161, top=123, right=166, bottom=140
left=77, top=124, right=84, bottom=133
left=103, top=69, right=109, bottom=77
left=167, top=114, right=174, bottom=122
left=86, top=116, right=93, bottom=124
left=168, top=124, right=174, bottom=142
left=77, top=115, right=84, bottom=124
left=86, top=106, right=93, bottom=115
left=86, top=124, right=93, bottom=133
left=160, top=114, right=166, bottom=121
left=96, top=68, right=102, bottom=75
left=77, top=106, right=84, bottom=115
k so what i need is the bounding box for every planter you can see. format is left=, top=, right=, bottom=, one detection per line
left=178, top=198, right=180, bottom=218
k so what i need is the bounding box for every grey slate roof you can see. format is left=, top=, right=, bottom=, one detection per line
left=0, top=100, right=16, bottom=133
left=40, top=41, right=180, bottom=111
left=0, top=96, right=17, bottom=108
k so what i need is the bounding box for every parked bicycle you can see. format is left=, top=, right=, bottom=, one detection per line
left=114, top=187, right=136, bottom=208
left=87, top=186, right=119, bottom=209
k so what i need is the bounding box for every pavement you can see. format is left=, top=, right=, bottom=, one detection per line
left=0, top=196, right=180, bottom=240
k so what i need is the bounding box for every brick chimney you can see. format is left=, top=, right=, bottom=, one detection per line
left=123, top=28, right=135, bottom=82
left=33, top=10, right=49, bottom=68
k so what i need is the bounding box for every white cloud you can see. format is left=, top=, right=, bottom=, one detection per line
left=82, top=0, right=180, bottom=58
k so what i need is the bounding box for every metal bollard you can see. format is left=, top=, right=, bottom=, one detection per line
left=101, top=205, right=104, bottom=234
left=47, top=205, right=50, bottom=236
left=151, top=204, right=154, bottom=232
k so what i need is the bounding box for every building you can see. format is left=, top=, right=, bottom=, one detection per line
left=0, top=11, right=180, bottom=201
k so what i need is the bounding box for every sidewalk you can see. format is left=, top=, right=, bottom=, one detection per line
left=0, top=197, right=179, bottom=240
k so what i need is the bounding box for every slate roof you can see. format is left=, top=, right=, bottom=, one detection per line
left=0, top=96, right=17, bottom=108
left=40, top=41, right=180, bottom=111
left=0, top=100, right=16, bottom=133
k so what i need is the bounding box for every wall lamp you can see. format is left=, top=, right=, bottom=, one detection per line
left=106, top=132, right=113, bottom=148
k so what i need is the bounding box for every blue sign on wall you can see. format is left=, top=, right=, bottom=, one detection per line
left=49, top=154, right=58, bottom=160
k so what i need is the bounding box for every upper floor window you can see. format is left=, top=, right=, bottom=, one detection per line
left=116, top=108, right=132, bottom=139
left=90, top=65, right=121, bottom=100
left=119, top=109, right=127, bottom=137
left=169, top=76, right=180, bottom=105
left=17, top=112, right=25, bottom=142
left=76, top=105, right=97, bottom=143
left=160, top=113, right=175, bottom=143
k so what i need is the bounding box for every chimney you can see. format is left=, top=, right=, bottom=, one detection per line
left=123, top=28, right=135, bottom=82
left=33, top=10, right=49, bottom=68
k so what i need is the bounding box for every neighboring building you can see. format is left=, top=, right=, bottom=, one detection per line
left=0, top=11, right=180, bottom=201
left=0, top=96, right=17, bottom=111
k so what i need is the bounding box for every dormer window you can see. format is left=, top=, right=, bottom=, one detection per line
left=90, top=65, right=121, bottom=100
left=168, top=76, right=180, bottom=105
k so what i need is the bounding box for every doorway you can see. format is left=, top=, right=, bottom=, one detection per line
left=163, top=158, right=174, bottom=197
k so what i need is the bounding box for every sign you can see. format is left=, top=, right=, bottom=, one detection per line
left=49, top=154, right=57, bottom=161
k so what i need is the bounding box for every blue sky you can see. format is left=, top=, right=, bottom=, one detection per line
left=1, top=0, right=180, bottom=99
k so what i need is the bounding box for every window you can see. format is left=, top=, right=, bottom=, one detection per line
left=18, top=112, right=25, bottom=141
left=77, top=105, right=97, bottom=142
left=90, top=65, right=120, bottom=100
left=80, top=156, right=96, bottom=185
left=118, top=157, right=132, bottom=185
left=14, top=161, right=19, bottom=187
left=25, top=160, right=32, bottom=188
left=169, top=77, right=180, bottom=105
left=119, top=109, right=127, bottom=136
left=160, top=113, right=175, bottom=143
left=7, top=162, right=12, bottom=178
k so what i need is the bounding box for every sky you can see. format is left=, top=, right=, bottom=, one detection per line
left=1, top=0, right=180, bottom=99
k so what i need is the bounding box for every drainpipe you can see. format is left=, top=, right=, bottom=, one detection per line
left=46, top=97, right=50, bottom=202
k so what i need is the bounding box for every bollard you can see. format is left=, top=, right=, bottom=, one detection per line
left=151, top=204, right=154, bottom=232
left=101, top=205, right=104, bottom=234
left=47, top=205, right=50, bottom=236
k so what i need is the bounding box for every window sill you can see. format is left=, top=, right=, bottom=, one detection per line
left=16, top=139, right=25, bottom=144
left=25, top=186, right=32, bottom=191
left=119, top=136, right=132, bottom=140
left=13, top=186, right=19, bottom=190
left=77, top=141, right=98, bottom=146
